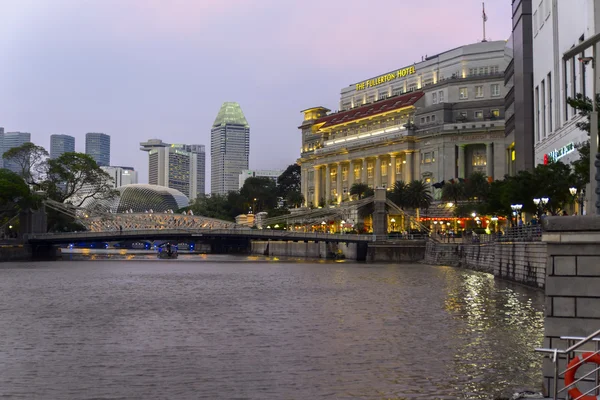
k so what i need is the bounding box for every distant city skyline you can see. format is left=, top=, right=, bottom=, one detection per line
left=1, top=0, right=512, bottom=190
left=50, top=134, right=75, bottom=159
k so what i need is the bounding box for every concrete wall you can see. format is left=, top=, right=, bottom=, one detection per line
left=425, top=240, right=547, bottom=288
left=367, top=241, right=426, bottom=263
left=541, top=216, right=600, bottom=398
left=0, top=245, right=32, bottom=262
left=251, top=241, right=358, bottom=260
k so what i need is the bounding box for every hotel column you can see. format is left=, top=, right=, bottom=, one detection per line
left=361, top=158, right=368, bottom=184
left=313, top=166, right=320, bottom=207
left=389, top=154, right=396, bottom=188
left=404, top=152, right=413, bottom=183
left=336, top=162, right=342, bottom=203
left=486, top=143, right=494, bottom=180
left=301, top=167, right=307, bottom=207
left=325, top=164, right=331, bottom=205
left=375, top=156, right=382, bottom=188
left=458, top=145, right=466, bottom=179
left=347, top=161, right=354, bottom=198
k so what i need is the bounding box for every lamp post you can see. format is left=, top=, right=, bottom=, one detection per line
left=321, top=221, right=326, bottom=233
left=533, top=197, right=549, bottom=218
left=511, top=204, right=523, bottom=226
left=390, top=218, right=396, bottom=232
left=491, top=216, right=499, bottom=233
left=570, top=187, right=585, bottom=215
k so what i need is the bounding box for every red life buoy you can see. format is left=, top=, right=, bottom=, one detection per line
left=564, top=352, right=600, bottom=400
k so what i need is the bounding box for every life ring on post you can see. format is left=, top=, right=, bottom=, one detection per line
left=564, top=352, right=600, bottom=400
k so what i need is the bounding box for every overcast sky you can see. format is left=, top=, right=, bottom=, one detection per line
left=1, top=0, right=511, bottom=191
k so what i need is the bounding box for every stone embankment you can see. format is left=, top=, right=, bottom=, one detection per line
left=424, top=240, right=547, bottom=288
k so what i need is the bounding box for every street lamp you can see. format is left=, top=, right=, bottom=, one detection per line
left=390, top=218, right=396, bottom=232
left=321, top=221, right=326, bottom=233
left=511, top=204, right=523, bottom=226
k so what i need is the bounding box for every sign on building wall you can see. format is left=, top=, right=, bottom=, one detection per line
left=355, top=66, right=417, bottom=91
left=544, top=142, right=575, bottom=163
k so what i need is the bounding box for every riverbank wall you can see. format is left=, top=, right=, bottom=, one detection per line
left=0, top=245, right=32, bottom=262
left=424, top=240, right=547, bottom=288
left=251, top=241, right=359, bottom=260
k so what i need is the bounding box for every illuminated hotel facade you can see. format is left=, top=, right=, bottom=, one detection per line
left=298, top=40, right=514, bottom=207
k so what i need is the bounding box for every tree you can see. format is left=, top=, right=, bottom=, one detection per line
left=567, top=93, right=600, bottom=136
left=441, top=180, right=466, bottom=204
left=277, top=164, right=301, bottom=198
left=189, top=194, right=235, bottom=221
left=286, top=190, right=304, bottom=208
left=349, top=183, right=374, bottom=200
left=2, top=142, right=49, bottom=186
left=45, top=152, right=117, bottom=207
left=0, top=169, right=32, bottom=216
left=566, top=93, right=600, bottom=186
left=403, top=180, right=433, bottom=222
left=389, top=180, right=408, bottom=208
left=464, top=172, right=490, bottom=202
left=239, top=177, right=278, bottom=212
left=572, top=141, right=590, bottom=189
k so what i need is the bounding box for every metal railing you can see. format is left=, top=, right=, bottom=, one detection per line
left=459, top=225, right=543, bottom=244
left=536, top=329, right=600, bottom=400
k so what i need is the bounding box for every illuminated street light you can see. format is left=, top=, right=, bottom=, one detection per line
left=569, top=187, right=577, bottom=196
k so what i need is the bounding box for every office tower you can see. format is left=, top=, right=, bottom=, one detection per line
left=239, top=169, right=283, bottom=189
left=85, top=132, right=110, bottom=166
left=211, top=102, right=250, bottom=195
left=50, top=134, right=75, bottom=159
left=0, top=131, right=31, bottom=173
left=101, top=166, right=138, bottom=188
left=140, top=139, right=206, bottom=200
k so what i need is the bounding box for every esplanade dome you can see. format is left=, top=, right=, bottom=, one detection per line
left=81, top=184, right=189, bottom=214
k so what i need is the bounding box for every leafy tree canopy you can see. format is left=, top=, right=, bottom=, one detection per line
left=277, top=164, right=301, bottom=198
left=2, top=142, right=49, bottom=186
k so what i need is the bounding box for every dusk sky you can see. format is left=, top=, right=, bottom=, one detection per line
left=1, top=0, right=511, bottom=190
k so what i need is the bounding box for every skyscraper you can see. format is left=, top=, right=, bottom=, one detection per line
left=0, top=131, right=31, bottom=173
left=50, top=134, right=75, bottom=159
left=140, top=139, right=206, bottom=200
left=211, top=102, right=250, bottom=195
left=85, top=132, right=110, bottom=166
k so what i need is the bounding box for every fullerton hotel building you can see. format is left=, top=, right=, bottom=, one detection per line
left=298, top=40, right=514, bottom=207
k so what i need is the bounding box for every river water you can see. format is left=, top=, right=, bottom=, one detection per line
left=0, top=255, right=545, bottom=399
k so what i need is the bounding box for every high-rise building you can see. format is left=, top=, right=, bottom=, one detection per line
left=101, top=166, right=138, bottom=188
left=50, top=134, right=75, bottom=159
left=140, top=139, right=206, bottom=200
left=211, top=102, right=250, bottom=195
left=85, top=132, right=110, bottom=166
left=0, top=131, right=31, bottom=173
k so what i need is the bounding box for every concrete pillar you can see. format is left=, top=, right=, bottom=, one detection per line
left=373, top=187, right=388, bottom=238
left=325, top=164, right=331, bottom=205
left=458, top=145, right=466, bottom=179
left=486, top=143, right=494, bottom=180
left=375, top=156, right=382, bottom=188
left=301, top=167, right=307, bottom=207
left=362, top=158, right=367, bottom=184
left=348, top=160, right=354, bottom=197
left=336, top=162, right=342, bottom=203
left=404, top=152, right=413, bottom=183
left=313, top=166, right=320, bottom=207
left=389, top=154, right=396, bottom=188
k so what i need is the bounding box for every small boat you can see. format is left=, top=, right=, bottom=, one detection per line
left=157, top=243, right=178, bottom=259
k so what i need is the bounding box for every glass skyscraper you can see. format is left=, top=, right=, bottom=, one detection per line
left=0, top=130, right=31, bottom=173
left=50, top=134, right=75, bottom=159
left=85, top=132, right=110, bottom=166
left=211, top=102, right=250, bottom=195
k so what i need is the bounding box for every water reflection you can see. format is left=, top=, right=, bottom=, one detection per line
left=0, top=257, right=544, bottom=399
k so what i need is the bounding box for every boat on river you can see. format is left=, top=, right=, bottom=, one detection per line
left=157, top=243, right=178, bottom=259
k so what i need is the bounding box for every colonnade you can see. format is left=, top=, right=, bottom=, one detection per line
left=301, top=152, right=415, bottom=207
left=456, top=143, right=494, bottom=179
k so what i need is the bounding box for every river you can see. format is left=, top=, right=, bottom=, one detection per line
left=0, top=255, right=544, bottom=399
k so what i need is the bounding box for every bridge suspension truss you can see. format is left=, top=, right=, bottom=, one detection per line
left=259, top=195, right=430, bottom=234
left=43, top=199, right=241, bottom=232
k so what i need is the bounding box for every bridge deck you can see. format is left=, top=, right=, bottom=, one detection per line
left=26, top=229, right=375, bottom=244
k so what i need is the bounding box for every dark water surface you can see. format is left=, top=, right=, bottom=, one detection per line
left=0, top=256, right=544, bottom=399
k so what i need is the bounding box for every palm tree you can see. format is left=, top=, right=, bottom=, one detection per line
left=286, top=191, right=304, bottom=208
left=389, top=180, right=408, bottom=208
left=404, top=180, right=433, bottom=223
left=441, top=179, right=466, bottom=205
left=349, top=183, right=374, bottom=200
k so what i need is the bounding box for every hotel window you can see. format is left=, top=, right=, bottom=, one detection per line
left=432, top=92, right=437, bottom=104
left=469, top=68, right=475, bottom=76
left=408, top=84, right=417, bottom=92
left=491, top=66, right=499, bottom=74
left=475, top=86, right=484, bottom=98
left=354, top=164, right=361, bottom=180
left=423, top=152, right=432, bottom=163
left=475, top=111, right=483, bottom=119
left=491, top=109, right=500, bottom=118
left=426, top=116, right=430, bottom=123
left=472, top=153, right=487, bottom=166
left=439, top=91, right=444, bottom=103
left=342, top=166, right=348, bottom=182
left=331, top=169, right=337, bottom=184
left=459, top=87, right=468, bottom=99
left=381, top=163, right=387, bottom=177
left=395, top=158, right=402, bottom=174
left=367, top=162, right=373, bottom=178
left=420, top=117, right=425, bottom=124
left=431, top=115, right=436, bottom=122
left=491, top=84, right=500, bottom=97
left=548, top=72, right=553, bottom=133
left=541, top=79, right=547, bottom=137
left=535, top=86, right=540, bottom=142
